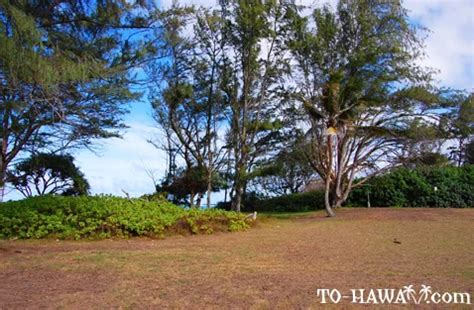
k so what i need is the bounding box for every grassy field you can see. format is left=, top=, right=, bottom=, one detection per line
left=0, top=208, right=473, bottom=308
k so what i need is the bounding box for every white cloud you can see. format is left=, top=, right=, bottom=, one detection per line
left=404, top=0, right=474, bottom=90
left=74, top=122, right=166, bottom=198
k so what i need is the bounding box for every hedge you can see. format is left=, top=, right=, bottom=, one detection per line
left=215, top=166, right=473, bottom=211
left=346, top=165, right=474, bottom=208
left=216, top=190, right=325, bottom=212
left=0, top=195, right=251, bottom=239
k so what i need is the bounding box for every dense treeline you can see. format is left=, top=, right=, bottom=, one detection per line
left=1, top=0, right=472, bottom=217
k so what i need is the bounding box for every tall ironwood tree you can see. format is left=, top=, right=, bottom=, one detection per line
left=148, top=6, right=227, bottom=208
left=220, top=0, right=291, bottom=211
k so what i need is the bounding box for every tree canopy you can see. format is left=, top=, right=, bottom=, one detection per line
left=0, top=0, right=154, bottom=198
left=7, top=153, right=89, bottom=197
left=1, top=0, right=471, bottom=212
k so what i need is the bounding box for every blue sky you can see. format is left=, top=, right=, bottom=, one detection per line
left=6, top=0, right=473, bottom=200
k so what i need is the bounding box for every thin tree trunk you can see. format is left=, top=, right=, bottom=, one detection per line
left=0, top=163, right=7, bottom=203
left=231, top=157, right=245, bottom=212
left=324, top=134, right=336, bottom=217
left=458, top=138, right=464, bottom=167
left=206, top=171, right=212, bottom=209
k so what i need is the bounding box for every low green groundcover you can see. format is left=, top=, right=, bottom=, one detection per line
left=0, top=195, right=251, bottom=239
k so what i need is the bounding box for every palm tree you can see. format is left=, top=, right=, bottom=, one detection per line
left=402, top=285, right=417, bottom=302
left=418, top=284, right=433, bottom=303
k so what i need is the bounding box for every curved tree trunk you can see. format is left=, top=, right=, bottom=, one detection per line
left=324, top=178, right=336, bottom=217
left=0, top=164, right=7, bottom=202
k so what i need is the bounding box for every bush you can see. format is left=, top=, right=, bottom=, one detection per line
left=347, top=165, right=474, bottom=208
left=0, top=195, right=251, bottom=239
left=216, top=191, right=325, bottom=212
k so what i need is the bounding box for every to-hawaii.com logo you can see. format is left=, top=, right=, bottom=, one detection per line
left=316, top=285, right=471, bottom=305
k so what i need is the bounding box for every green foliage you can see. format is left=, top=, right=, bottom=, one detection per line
left=402, top=152, right=450, bottom=168
left=446, top=94, right=474, bottom=165
left=158, top=166, right=224, bottom=206
left=248, top=138, right=317, bottom=196
left=284, top=0, right=464, bottom=216
left=0, top=195, right=251, bottom=239
left=219, top=1, right=291, bottom=211
left=7, top=153, right=90, bottom=197
left=0, top=0, right=153, bottom=188
left=347, top=166, right=474, bottom=208
left=148, top=6, right=228, bottom=209
left=139, top=192, right=169, bottom=202
left=465, top=140, right=474, bottom=165
left=217, top=191, right=325, bottom=213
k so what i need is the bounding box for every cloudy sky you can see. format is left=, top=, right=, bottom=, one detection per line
left=8, top=0, right=472, bottom=200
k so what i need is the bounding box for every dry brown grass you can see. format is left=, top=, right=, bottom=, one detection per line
left=0, top=208, right=473, bottom=309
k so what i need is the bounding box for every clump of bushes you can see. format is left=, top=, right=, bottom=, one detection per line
left=217, top=191, right=325, bottom=212
left=215, top=165, right=473, bottom=212
left=0, top=195, right=251, bottom=239
left=347, top=165, right=474, bottom=208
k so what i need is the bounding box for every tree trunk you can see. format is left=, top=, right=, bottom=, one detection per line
left=0, top=163, right=7, bottom=202
left=196, top=195, right=202, bottom=209
left=231, top=148, right=245, bottom=212
left=458, top=138, right=465, bottom=167
left=324, top=133, right=336, bottom=217
left=324, top=178, right=336, bottom=217
left=190, top=191, right=195, bottom=208
left=206, top=168, right=212, bottom=209
left=206, top=183, right=212, bottom=209
left=231, top=185, right=242, bottom=212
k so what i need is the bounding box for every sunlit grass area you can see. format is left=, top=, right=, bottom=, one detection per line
left=1, top=208, right=472, bottom=308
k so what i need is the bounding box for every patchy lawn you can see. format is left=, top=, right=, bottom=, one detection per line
left=0, top=208, right=473, bottom=308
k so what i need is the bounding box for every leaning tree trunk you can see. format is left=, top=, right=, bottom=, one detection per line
left=0, top=163, right=7, bottom=202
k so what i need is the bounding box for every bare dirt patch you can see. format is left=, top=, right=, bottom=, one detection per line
left=1, top=208, right=473, bottom=308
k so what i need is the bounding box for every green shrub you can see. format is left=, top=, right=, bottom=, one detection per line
left=347, top=165, right=474, bottom=208
left=216, top=191, right=325, bottom=212
left=0, top=195, right=251, bottom=239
